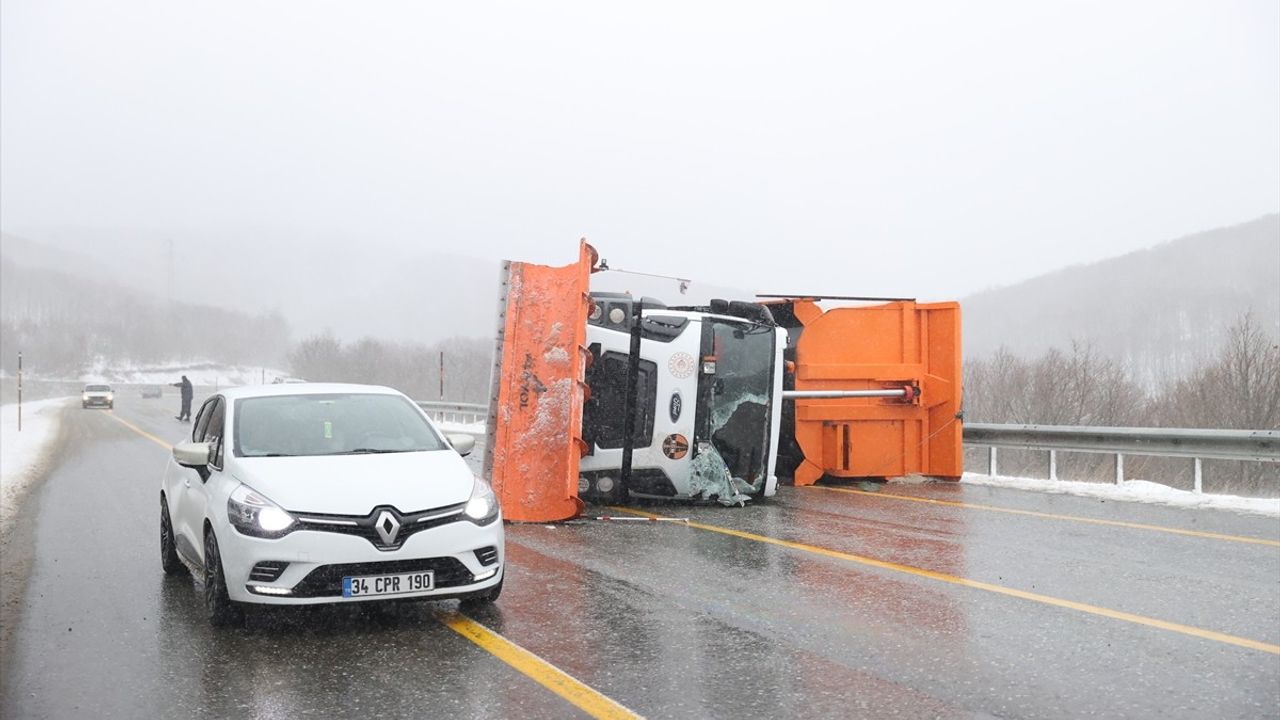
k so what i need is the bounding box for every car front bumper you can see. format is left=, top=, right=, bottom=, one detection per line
left=216, top=516, right=504, bottom=605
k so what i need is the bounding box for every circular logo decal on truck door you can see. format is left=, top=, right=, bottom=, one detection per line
left=668, top=352, right=695, bottom=379
left=662, top=434, right=689, bottom=460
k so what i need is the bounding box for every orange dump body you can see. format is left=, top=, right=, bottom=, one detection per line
left=483, top=242, right=594, bottom=522
left=779, top=300, right=962, bottom=485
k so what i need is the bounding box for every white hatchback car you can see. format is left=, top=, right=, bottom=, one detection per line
left=159, top=383, right=503, bottom=625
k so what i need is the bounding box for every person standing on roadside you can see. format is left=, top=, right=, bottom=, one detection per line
left=172, top=375, right=194, bottom=422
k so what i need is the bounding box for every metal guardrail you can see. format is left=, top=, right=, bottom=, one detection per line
left=418, top=401, right=1279, bottom=493
left=964, top=423, right=1280, bottom=493
left=416, top=401, right=488, bottom=426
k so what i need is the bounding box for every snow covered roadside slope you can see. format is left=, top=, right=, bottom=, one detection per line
left=0, top=397, right=72, bottom=535
left=962, top=472, right=1280, bottom=518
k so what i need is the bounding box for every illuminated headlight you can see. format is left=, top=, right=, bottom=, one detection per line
left=596, top=476, right=615, bottom=493
left=464, top=478, right=500, bottom=525
left=228, top=484, right=295, bottom=538
left=81, top=394, right=90, bottom=401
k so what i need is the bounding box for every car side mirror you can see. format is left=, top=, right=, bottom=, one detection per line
left=447, top=434, right=475, bottom=457
left=173, top=441, right=212, bottom=468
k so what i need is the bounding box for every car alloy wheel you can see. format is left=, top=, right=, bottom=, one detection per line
left=203, top=529, right=243, bottom=627
left=160, top=497, right=181, bottom=575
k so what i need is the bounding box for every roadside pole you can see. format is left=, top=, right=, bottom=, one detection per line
left=17, top=351, right=23, bottom=432
left=439, top=351, right=445, bottom=400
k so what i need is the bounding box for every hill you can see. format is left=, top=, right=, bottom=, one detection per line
left=962, top=214, right=1280, bottom=383
left=0, top=252, right=290, bottom=376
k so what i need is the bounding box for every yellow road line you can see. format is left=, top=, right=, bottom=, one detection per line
left=609, top=506, right=1280, bottom=655
left=108, top=412, right=640, bottom=717
left=808, top=486, right=1280, bottom=548
left=106, top=412, right=178, bottom=450
left=437, top=610, right=642, bottom=720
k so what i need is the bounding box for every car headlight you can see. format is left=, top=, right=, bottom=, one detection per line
left=227, top=484, right=295, bottom=538
left=82, top=394, right=89, bottom=401
left=464, top=478, right=500, bottom=525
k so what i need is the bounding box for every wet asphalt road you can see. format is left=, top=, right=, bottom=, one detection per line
left=2, top=396, right=1278, bottom=719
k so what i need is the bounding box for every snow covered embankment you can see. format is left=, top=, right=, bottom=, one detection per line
left=962, top=472, right=1280, bottom=518
left=0, top=398, right=72, bottom=535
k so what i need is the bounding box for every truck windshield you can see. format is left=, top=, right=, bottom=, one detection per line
left=701, top=320, right=775, bottom=493
left=234, top=393, right=448, bottom=458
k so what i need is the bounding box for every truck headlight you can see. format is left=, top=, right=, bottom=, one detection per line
left=228, top=484, right=295, bottom=538
left=464, top=478, right=500, bottom=525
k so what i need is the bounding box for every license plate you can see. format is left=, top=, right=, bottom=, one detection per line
left=342, top=571, right=434, bottom=598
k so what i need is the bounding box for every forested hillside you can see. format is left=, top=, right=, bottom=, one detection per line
left=0, top=255, right=290, bottom=376
left=964, top=214, right=1279, bottom=384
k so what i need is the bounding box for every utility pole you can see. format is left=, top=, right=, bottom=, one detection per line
left=439, top=351, right=445, bottom=400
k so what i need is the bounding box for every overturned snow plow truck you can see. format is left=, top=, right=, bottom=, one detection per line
left=483, top=241, right=963, bottom=522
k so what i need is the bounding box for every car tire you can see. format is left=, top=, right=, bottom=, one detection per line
left=82, top=403, right=88, bottom=409
left=204, top=528, right=243, bottom=627
left=461, top=577, right=503, bottom=607
left=160, top=497, right=182, bottom=576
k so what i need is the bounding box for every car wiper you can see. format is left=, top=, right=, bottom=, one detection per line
left=329, top=448, right=407, bottom=455
left=247, top=453, right=295, bottom=457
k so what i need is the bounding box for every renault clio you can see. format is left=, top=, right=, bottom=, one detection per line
left=159, top=383, right=503, bottom=625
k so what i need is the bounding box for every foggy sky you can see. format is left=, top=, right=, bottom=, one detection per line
left=3, top=1, right=1278, bottom=305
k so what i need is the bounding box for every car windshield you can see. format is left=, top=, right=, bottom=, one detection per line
left=233, top=393, right=449, bottom=458
left=85, top=385, right=111, bottom=392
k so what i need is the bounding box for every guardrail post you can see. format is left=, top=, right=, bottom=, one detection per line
left=1115, top=453, right=1124, bottom=485
left=1193, top=458, right=1203, bottom=494
left=1048, top=450, right=1057, bottom=481
left=989, top=447, right=998, bottom=477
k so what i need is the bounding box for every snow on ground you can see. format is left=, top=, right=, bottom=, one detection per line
left=0, top=398, right=72, bottom=534
left=961, top=472, right=1280, bottom=518
left=77, top=360, right=289, bottom=387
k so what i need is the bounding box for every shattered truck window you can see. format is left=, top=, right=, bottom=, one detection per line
left=699, top=320, right=774, bottom=495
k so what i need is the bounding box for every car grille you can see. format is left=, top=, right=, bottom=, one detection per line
left=289, top=557, right=474, bottom=598
left=474, top=546, right=499, bottom=566
left=249, top=561, right=289, bottom=583
left=293, top=502, right=469, bottom=551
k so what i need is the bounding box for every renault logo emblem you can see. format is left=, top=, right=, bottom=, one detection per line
left=374, top=509, right=401, bottom=546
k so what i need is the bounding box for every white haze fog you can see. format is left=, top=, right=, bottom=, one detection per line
left=2, top=1, right=1278, bottom=355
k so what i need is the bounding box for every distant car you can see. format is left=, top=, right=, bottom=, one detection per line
left=82, top=384, right=114, bottom=409
left=159, top=383, right=503, bottom=626
left=141, top=385, right=163, bottom=399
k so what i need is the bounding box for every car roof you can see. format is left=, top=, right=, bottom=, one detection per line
left=216, top=383, right=408, bottom=402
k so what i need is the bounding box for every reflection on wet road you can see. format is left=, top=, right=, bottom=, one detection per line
left=2, top=397, right=1277, bottom=718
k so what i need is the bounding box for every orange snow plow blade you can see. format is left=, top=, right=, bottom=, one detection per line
left=482, top=241, right=594, bottom=522
left=782, top=300, right=962, bottom=485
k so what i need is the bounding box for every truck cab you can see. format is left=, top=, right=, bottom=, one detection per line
left=578, top=293, right=785, bottom=504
